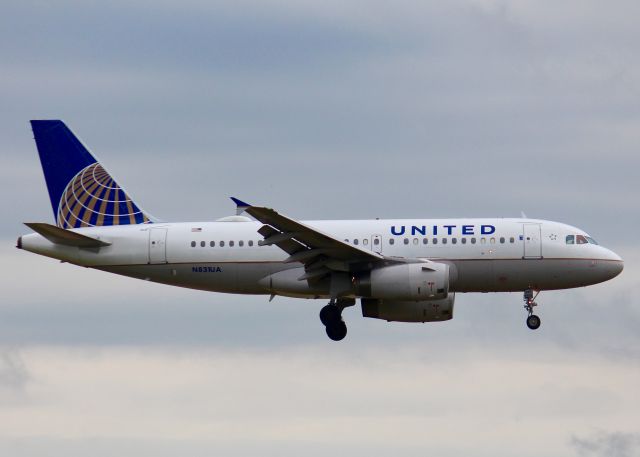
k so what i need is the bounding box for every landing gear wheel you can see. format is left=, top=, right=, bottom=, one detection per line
left=523, top=288, right=542, bottom=330
left=526, top=314, right=541, bottom=330
left=319, top=299, right=353, bottom=341
left=326, top=320, right=348, bottom=341
left=319, top=305, right=341, bottom=326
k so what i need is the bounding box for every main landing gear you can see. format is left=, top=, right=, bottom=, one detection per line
left=319, top=298, right=355, bottom=341
left=524, top=288, right=541, bottom=330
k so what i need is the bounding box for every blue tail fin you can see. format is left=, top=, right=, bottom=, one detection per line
left=30, top=120, right=153, bottom=228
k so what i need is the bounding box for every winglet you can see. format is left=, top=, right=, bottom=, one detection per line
left=231, top=197, right=251, bottom=215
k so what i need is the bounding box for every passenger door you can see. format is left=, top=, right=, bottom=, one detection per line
left=522, top=223, right=542, bottom=259
left=149, top=227, right=168, bottom=264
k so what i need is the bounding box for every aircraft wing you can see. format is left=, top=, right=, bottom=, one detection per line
left=232, top=198, right=383, bottom=280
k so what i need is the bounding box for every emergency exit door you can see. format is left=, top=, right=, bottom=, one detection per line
left=371, top=234, right=382, bottom=254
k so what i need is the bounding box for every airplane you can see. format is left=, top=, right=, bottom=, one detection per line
left=17, top=120, right=624, bottom=341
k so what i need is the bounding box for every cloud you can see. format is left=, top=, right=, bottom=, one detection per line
left=2, top=0, right=640, bottom=239
left=0, top=345, right=637, bottom=457
left=571, top=431, right=640, bottom=457
left=0, top=350, right=29, bottom=393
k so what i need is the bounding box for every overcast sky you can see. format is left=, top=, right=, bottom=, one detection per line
left=1, top=1, right=639, bottom=456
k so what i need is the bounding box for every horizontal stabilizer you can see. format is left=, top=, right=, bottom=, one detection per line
left=24, top=222, right=111, bottom=248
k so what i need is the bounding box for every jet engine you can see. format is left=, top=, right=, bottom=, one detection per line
left=361, top=294, right=455, bottom=322
left=355, top=262, right=450, bottom=301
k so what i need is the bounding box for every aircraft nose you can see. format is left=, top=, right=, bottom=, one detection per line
left=604, top=249, right=624, bottom=278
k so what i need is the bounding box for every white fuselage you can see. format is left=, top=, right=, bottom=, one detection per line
left=19, top=217, right=623, bottom=299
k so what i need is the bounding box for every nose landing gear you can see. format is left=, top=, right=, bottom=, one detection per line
left=319, top=298, right=354, bottom=341
left=524, top=288, right=541, bottom=330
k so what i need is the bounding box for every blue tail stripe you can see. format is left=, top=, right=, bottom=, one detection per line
left=31, top=121, right=97, bottom=218
left=118, top=202, right=130, bottom=220
left=75, top=204, right=88, bottom=227
left=105, top=199, right=115, bottom=223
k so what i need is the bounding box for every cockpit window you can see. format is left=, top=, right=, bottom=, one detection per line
left=567, top=234, right=597, bottom=245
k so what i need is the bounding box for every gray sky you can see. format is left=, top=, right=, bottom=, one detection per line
left=1, top=1, right=639, bottom=456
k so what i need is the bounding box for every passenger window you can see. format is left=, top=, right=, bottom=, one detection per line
left=249, top=240, right=254, bottom=247
left=404, top=238, right=409, bottom=245
left=461, top=238, right=467, bottom=244
left=200, top=241, right=205, bottom=247
left=510, top=237, right=515, bottom=243
left=191, top=241, right=196, bottom=247
left=220, top=241, right=225, bottom=247
left=413, top=238, right=418, bottom=245
left=210, top=241, right=215, bottom=247
left=229, top=241, right=234, bottom=247
left=433, top=238, right=438, bottom=245
left=566, top=235, right=575, bottom=245
left=389, top=239, right=395, bottom=245
left=344, top=239, right=349, bottom=243
left=471, top=238, right=476, bottom=244
left=500, top=237, right=505, bottom=244
left=490, top=237, right=496, bottom=244
left=576, top=235, right=588, bottom=245
left=363, top=239, right=369, bottom=245
left=452, top=238, right=457, bottom=244
left=354, top=239, right=359, bottom=245
left=374, top=238, right=380, bottom=245
left=423, top=238, right=428, bottom=245
left=442, top=238, right=447, bottom=244
left=239, top=241, right=244, bottom=247
left=481, top=238, right=486, bottom=244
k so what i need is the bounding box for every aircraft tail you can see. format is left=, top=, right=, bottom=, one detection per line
left=30, top=120, right=153, bottom=229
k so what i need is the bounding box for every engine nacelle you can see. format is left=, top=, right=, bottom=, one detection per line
left=356, top=262, right=450, bottom=301
left=361, top=294, right=455, bottom=322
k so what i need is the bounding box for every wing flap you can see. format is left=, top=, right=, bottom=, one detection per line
left=243, top=204, right=383, bottom=263
left=283, top=248, right=331, bottom=263
left=257, top=225, right=306, bottom=255
left=232, top=198, right=385, bottom=281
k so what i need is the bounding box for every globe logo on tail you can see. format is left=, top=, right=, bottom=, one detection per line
left=57, top=163, right=150, bottom=228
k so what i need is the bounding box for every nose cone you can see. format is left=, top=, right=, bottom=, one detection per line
left=603, top=248, right=624, bottom=279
